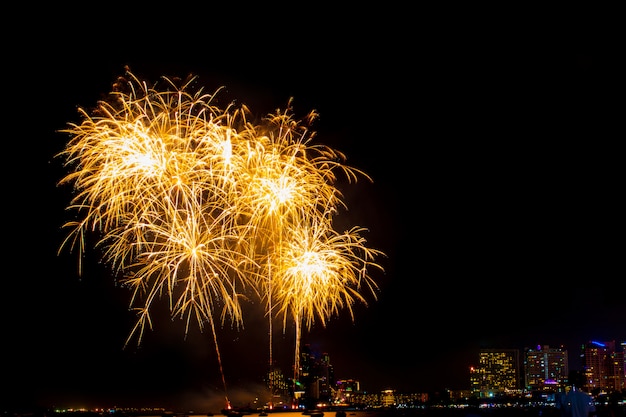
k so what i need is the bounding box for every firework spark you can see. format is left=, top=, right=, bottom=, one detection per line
left=57, top=69, right=384, bottom=405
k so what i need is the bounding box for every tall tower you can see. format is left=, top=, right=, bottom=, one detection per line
left=297, top=344, right=335, bottom=407
left=524, top=345, right=568, bottom=392
left=582, top=340, right=625, bottom=392
left=471, top=348, right=520, bottom=398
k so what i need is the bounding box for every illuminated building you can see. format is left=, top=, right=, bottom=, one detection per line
left=265, top=365, right=292, bottom=408
left=335, top=379, right=360, bottom=405
left=298, top=344, right=334, bottom=406
left=582, top=340, right=625, bottom=392
left=470, top=348, right=520, bottom=398
left=523, top=345, right=568, bottom=392
left=381, top=389, right=395, bottom=407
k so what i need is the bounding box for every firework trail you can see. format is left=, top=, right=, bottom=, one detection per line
left=57, top=69, right=384, bottom=406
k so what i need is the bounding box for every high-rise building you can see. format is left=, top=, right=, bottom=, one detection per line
left=582, top=340, right=625, bottom=392
left=523, top=345, right=568, bottom=392
left=470, top=348, right=520, bottom=398
left=315, top=351, right=334, bottom=403
left=298, top=344, right=334, bottom=406
left=265, top=365, right=291, bottom=408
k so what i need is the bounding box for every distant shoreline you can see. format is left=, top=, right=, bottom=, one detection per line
left=6, top=402, right=625, bottom=417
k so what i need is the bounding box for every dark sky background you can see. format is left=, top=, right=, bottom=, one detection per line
left=4, top=6, right=624, bottom=413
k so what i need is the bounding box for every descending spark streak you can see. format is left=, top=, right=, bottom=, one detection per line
left=57, top=70, right=384, bottom=406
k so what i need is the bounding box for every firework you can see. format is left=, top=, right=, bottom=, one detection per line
left=57, top=69, right=384, bottom=405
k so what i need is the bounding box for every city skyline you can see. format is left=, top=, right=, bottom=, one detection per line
left=269, top=338, right=626, bottom=394
left=4, top=6, right=624, bottom=413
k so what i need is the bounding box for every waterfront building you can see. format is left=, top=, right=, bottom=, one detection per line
left=470, top=348, right=520, bottom=398
left=265, top=365, right=292, bottom=407
left=335, top=379, right=360, bottom=405
left=381, top=389, right=395, bottom=407
left=298, top=344, right=334, bottom=406
left=523, top=344, right=568, bottom=392
left=582, top=340, right=625, bottom=392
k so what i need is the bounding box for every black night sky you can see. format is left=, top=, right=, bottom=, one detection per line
left=4, top=5, right=624, bottom=413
